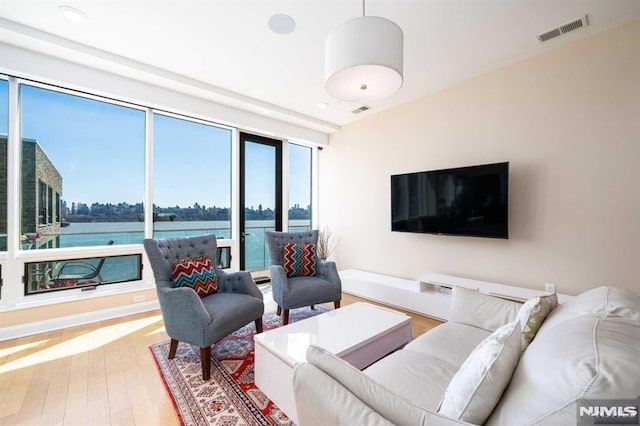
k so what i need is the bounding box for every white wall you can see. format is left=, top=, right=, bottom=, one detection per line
left=319, top=20, right=640, bottom=295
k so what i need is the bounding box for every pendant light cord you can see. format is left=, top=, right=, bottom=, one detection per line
left=362, top=0, right=366, bottom=17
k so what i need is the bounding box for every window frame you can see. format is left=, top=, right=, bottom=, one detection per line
left=23, top=253, right=143, bottom=296
left=151, top=110, right=234, bottom=241
left=0, top=75, right=318, bottom=310
left=17, top=80, right=148, bottom=252
left=7, top=79, right=151, bottom=306
left=287, top=142, right=313, bottom=232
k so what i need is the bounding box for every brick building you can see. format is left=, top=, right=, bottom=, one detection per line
left=0, top=135, right=62, bottom=250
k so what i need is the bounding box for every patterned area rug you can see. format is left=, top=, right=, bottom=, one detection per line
left=150, top=306, right=328, bottom=425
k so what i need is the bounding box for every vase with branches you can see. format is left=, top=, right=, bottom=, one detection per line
left=317, top=226, right=339, bottom=261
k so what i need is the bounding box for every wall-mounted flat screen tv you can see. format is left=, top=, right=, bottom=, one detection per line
left=391, top=162, right=509, bottom=239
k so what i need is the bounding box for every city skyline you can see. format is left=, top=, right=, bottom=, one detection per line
left=61, top=199, right=310, bottom=223
left=64, top=199, right=311, bottom=213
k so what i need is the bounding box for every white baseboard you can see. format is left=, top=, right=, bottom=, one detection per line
left=0, top=300, right=160, bottom=341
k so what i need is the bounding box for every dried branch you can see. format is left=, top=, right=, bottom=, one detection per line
left=317, top=226, right=339, bottom=260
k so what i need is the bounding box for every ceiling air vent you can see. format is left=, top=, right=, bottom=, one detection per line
left=537, top=15, right=589, bottom=43
left=352, top=105, right=371, bottom=114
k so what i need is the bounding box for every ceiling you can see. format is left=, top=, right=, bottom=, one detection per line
left=1, top=0, right=639, bottom=133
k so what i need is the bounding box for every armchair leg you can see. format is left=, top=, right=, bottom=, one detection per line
left=200, top=346, right=211, bottom=381
left=276, top=306, right=282, bottom=316
left=168, top=339, right=179, bottom=359
left=334, top=301, right=341, bottom=309
left=283, top=309, right=290, bottom=326
left=255, top=317, right=263, bottom=333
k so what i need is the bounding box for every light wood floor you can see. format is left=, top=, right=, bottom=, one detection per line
left=0, top=293, right=441, bottom=426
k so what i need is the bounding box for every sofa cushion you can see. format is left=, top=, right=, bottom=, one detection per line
left=302, top=345, right=433, bottom=426
left=364, top=349, right=460, bottom=411
left=449, top=286, right=522, bottom=332
left=516, top=293, right=558, bottom=350
left=297, top=347, right=473, bottom=426
left=542, top=286, right=640, bottom=331
left=293, top=362, right=399, bottom=426
left=363, top=322, right=490, bottom=412
left=404, top=322, right=491, bottom=368
left=487, top=316, right=640, bottom=425
left=439, top=320, right=522, bottom=424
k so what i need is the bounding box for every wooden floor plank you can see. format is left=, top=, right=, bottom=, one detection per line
left=0, top=368, right=34, bottom=418
left=40, top=360, right=71, bottom=426
left=13, top=380, right=48, bottom=425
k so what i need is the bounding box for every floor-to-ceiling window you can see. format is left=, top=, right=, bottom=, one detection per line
left=152, top=113, right=232, bottom=265
left=288, top=143, right=312, bottom=232
left=20, top=83, right=145, bottom=248
left=19, top=83, right=145, bottom=294
left=240, top=133, right=282, bottom=271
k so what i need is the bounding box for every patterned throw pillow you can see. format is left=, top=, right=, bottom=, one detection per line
left=171, top=255, right=219, bottom=297
left=282, top=242, right=317, bottom=278
left=517, top=293, right=558, bottom=350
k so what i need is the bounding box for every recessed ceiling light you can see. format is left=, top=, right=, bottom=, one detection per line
left=317, top=101, right=329, bottom=109
left=59, top=5, right=87, bottom=24
left=268, top=14, right=295, bottom=35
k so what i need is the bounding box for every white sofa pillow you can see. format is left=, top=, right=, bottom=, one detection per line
left=439, top=320, right=522, bottom=424
left=449, top=286, right=522, bottom=332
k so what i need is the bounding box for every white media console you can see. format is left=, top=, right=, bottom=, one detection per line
left=339, top=269, right=571, bottom=321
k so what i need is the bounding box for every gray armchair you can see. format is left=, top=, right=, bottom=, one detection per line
left=143, top=234, right=264, bottom=380
left=265, top=230, right=341, bottom=325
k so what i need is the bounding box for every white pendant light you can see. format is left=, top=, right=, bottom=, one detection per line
left=325, top=1, right=403, bottom=102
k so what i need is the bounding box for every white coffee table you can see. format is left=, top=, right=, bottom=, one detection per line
left=254, top=302, right=412, bottom=424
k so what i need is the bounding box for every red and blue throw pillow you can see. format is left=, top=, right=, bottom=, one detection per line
left=282, top=242, right=317, bottom=278
left=171, top=255, right=219, bottom=297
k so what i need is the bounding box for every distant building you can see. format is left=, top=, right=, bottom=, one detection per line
left=0, top=135, right=63, bottom=249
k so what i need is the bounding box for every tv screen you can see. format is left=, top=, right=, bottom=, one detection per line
left=391, top=162, right=509, bottom=238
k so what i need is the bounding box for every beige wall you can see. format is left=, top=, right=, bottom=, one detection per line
left=320, top=20, right=640, bottom=295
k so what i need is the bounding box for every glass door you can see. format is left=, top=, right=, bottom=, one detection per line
left=239, top=133, right=282, bottom=271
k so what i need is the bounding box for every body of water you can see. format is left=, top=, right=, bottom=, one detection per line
left=56, top=219, right=310, bottom=271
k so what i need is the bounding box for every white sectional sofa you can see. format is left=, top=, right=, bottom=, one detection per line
left=293, top=286, right=640, bottom=425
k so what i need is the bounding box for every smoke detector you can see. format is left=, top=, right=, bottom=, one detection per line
left=537, top=15, right=589, bottom=43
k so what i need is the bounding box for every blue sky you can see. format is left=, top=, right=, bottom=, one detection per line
left=287, top=143, right=312, bottom=209
left=21, top=85, right=146, bottom=206
left=241, top=139, right=311, bottom=211
left=244, top=139, right=275, bottom=211
left=0, top=80, right=7, bottom=133
left=5, top=83, right=311, bottom=211
left=153, top=113, right=231, bottom=207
